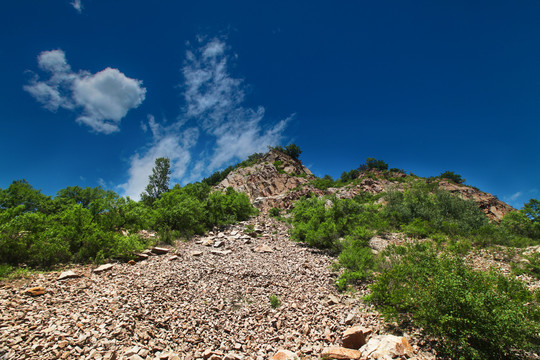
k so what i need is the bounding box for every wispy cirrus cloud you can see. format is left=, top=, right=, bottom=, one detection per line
left=119, top=36, right=291, bottom=199
left=24, top=49, right=146, bottom=134
left=183, top=37, right=291, bottom=175
left=71, top=0, right=83, bottom=13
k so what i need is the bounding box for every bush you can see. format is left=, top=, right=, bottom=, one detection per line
left=438, top=170, right=465, bottom=184
left=269, top=294, right=281, bottom=308
left=336, top=228, right=375, bottom=284
left=368, top=243, right=540, bottom=360
left=270, top=144, right=302, bottom=161
left=269, top=207, right=281, bottom=218
left=311, top=175, right=336, bottom=190
left=523, top=199, right=540, bottom=223
left=290, top=195, right=384, bottom=251
left=358, top=157, right=388, bottom=172
left=383, top=183, right=489, bottom=237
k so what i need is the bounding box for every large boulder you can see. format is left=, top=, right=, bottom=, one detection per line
left=359, top=334, right=414, bottom=359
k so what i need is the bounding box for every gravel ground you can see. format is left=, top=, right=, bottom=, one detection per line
left=0, top=217, right=436, bottom=360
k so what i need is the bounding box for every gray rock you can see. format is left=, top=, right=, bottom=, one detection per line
left=151, top=247, right=170, bottom=255
left=93, top=263, right=114, bottom=273
left=58, top=270, right=80, bottom=280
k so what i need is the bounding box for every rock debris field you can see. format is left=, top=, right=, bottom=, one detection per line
left=0, top=217, right=435, bottom=360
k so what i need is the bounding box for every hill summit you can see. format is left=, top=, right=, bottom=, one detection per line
left=213, top=149, right=514, bottom=222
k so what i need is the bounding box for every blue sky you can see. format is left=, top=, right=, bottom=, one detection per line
left=1, top=1, right=538, bottom=208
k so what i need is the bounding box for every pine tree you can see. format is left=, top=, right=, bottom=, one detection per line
left=141, top=157, right=171, bottom=206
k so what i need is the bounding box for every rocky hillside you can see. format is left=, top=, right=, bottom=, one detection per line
left=0, top=216, right=437, bottom=360
left=214, top=151, right=514, bottom=221
left=214, top=150, right=321, bottom=213
left=2, top=150, right=536, bottom=360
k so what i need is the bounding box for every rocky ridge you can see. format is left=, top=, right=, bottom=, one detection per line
left=214, top=152, right=514, bottom=221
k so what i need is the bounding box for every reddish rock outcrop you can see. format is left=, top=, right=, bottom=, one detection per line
left=437, top=180, right=514, bottom=222
left=214, top=150, right=316, bottom=212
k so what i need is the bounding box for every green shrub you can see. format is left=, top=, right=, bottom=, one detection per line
left=523, top=199, right=540, bottom=223
left=290, top=195, right=385, bottom=256
left=383, top=183, right=489, bottom=237
left=359, top=157, right=389, bottom=172
left=269, top=207, right=281, bottom=218
left=438, top=170, right=465, bottom=184
left=336, top=228, right=375, bottom=285
left=311, top=175, right=337, bottom=190
left=269, top=294, right=281, bottom=308
left=269, top=144, right=302, bottom=161
left=368, top=243, right=540, bottom=360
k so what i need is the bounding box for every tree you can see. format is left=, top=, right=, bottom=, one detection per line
left=268, top=144, right=302, bottom=161
left=523, top=198, right=540, bottom=223
left=438, top=171, right=465, bottom=184
left=0, top=179, right=53, bottom=213
left=284, top=144, right=302, bottom=161
left=141, top=157, right=171, bottom=206
left=358, top=158, right=388, bottom=172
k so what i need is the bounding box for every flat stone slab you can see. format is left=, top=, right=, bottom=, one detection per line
left=58, top=270, right=80, bottom=280
left=136, top=253, right=149, bottom=261
left=151, top=247, right=170, bottom=255
left=254, top=244, right=273, bottom=253
left=210, top=250, right=232, bottom=256
left=93, top=263, right=114, bottom=273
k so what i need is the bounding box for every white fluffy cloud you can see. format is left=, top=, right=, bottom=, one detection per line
left=119, top=37, right=291, bottom=199
left=24, top=49, right=146, bottom=134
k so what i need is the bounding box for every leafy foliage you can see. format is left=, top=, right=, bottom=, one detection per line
left=340, top=169, right=360, bottom=183
left=438, top=170, right=466, bottom=184
left=523, top=198, right=540, bottom=223
left=311, top=175, right=337, bottom=190
left=269, top=294, right=281, bottom=308
left=368, top=243, right=539, bottom=360
left=383, top=183, right=489, bottom=237
left=0, top=178, right=257, bottom=269
left=358, top=157, right=389, bottom=172
left=0, top=180, right=54, bottom=214
left=290, top=194, right=384, bottom=251
left=269, top=143, right=302, bottom=161
left=141, top=157, right=171, bottom=206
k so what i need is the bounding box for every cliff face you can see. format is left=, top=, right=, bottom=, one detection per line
left=214, top=150, right=319, bottom=212
left=214, top=150, right=515, bottom=221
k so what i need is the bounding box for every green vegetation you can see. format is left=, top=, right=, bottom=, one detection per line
left=523, top=198, right=540, bottom=223
left=368, top=243, right=539, bottom=360
left=438, top=170, right=466, bottom=184
left=269, top=207, right=281, bottom=218
left=311, top=175, right=337, bottom=190
left=269, top=143, right=302, bottom=161
left=358, top=157, right=389, bottom=172
left=269, top=294, right=281, bottom=308
left=289, top=180, right=540, bottom=359
left=141, top=157, right=171, bottom=206
left=0, top=177, right=257, bottom=271
left=290, top=193, right=385, bottom=251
